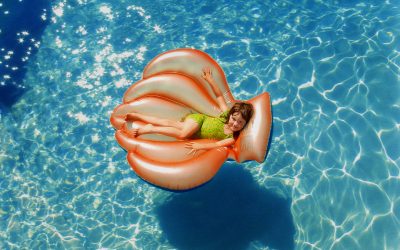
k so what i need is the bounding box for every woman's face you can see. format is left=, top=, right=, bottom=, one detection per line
left=228, top=112, right=247, bottom=132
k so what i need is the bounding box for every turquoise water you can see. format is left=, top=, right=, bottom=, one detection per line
left=1, top=0, right=400, bottom=249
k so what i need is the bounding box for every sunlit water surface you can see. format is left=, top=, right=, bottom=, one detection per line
left=1, top=0, right=399, bottom=249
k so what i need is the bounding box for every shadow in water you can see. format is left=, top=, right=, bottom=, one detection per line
left=0, top=0, right=50, bottom=110
left=156, top=164, right=295, bottom=250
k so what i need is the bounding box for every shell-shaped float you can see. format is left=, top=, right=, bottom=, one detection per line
left=110, top=48, right=272, bottom=190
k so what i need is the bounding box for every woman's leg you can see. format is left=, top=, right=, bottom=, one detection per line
left=126, top=112, right=183, bottom=129
left=133, top=119, right=199, bottom=140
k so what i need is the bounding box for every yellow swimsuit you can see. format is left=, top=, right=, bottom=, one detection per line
left=185, top=111, right=233, bottom=140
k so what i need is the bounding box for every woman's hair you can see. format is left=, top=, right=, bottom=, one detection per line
left=227, top=102, right=254, bottom=138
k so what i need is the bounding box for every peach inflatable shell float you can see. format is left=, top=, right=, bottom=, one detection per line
left=110, top=48, right=272, bottom=190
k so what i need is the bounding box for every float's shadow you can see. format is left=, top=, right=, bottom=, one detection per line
left=156, top=163, right=295, bottom=250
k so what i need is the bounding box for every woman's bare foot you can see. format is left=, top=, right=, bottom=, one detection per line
left=139, top=124, right=153, bottom=135
left=124, top=127, right=139, bottom=137
left=125, top=124, right=153, bottom=137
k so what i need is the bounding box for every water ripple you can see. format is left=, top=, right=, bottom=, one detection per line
left=0, top=0, right=399, bottom=249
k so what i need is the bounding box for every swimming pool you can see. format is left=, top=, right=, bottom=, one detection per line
left=1, top=0, right=399, bottom=249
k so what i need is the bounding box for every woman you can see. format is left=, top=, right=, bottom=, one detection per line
left=124, top=67, right=253, bottom=155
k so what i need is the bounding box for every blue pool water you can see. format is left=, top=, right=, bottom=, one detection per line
left=0, top=0, right=50, bottom=109
left=1, top=0, right=399, bottom=249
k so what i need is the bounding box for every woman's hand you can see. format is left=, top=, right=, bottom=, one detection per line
left=185, top=142, right=206, bottom=156
left=201, top=67, right=214, bottom=83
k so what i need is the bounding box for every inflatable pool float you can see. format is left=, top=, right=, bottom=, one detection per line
left=110, top=48, right=272, bottom=190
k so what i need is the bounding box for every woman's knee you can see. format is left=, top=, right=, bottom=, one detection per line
left=177, top=130, right=193, bottom=140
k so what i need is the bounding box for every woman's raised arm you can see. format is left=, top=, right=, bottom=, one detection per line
left=202, top=67, right=228, bottom=112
